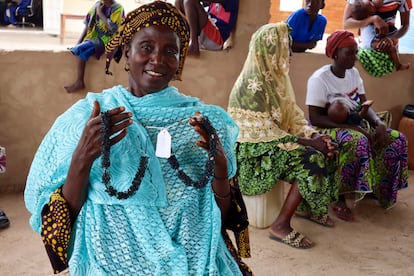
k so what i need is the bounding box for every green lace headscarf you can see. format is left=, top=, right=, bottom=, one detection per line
left=228, top=22, right=316, bottom=148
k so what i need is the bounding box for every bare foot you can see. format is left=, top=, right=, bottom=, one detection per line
left=64, top=80, right=85, bottom=93
left=187, top=41, right=201, bottom=58
left=268, top=225, right=313, bottom=249
left=396, top=63, right=410, bottom=71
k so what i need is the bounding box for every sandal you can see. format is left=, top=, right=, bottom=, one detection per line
left=0, top=209, right=10, bottom=229
left=269, top=229, right=313, bottom=249
left=331, top=203, right=354, bottom=221
left=295, top=213, right=335, bottom=227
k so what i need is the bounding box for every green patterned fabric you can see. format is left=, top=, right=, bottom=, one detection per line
left=228, top=23, right=338, bottom=216
left=235, top=139, right=338, bottom=215
left=357, top=48, right=394, bottom=77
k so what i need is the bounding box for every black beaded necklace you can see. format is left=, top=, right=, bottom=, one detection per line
left=167, top=116, right=218, bottom=188
left=100, top=112, right=218, bottom=199
left=100, top=111, right=149, bottom=200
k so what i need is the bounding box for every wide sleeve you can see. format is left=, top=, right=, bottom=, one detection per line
left=24, top=99, right=93, bottom=234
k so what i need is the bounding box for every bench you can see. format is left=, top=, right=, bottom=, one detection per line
left=60, top=13, right=84, bottom=43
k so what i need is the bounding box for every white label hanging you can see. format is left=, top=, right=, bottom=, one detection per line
left=155, top=128, right=171, bottom=158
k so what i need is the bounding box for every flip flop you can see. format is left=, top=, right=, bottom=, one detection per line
left=269, top=229, right=313, bottom=249
left=295, top=213, right=335, bottom=227
left=331, top=204, right=355, bottom=222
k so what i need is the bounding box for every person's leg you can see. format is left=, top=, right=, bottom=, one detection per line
left=64, top=41, right=96, bottom=93
left=389, top=46, right=410, bottom=71
left=8, top=5, right=17, bottom=25
left=268, top=180, right=313, bottom=248
left=324, top=128, right=373, bottom=221
left=181, top=0, right=208, bottom=57
left=372, top=39, right=410, bottom=71
left=64, top=57, right=86, bottom=93
left=370, top=129, right=408, bottom=209
left=4, top=9, right=9, bottom=24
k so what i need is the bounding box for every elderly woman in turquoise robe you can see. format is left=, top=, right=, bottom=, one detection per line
left=25, top=2, right=252, bottom=275
left=228, top=22, right=339, bottom=249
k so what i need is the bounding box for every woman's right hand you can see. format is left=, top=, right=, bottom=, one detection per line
left=63, top=101, right=132, bottom=218
left=73, top=101, right=132, bottom=165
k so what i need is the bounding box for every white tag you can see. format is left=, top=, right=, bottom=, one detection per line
left=155, top=129, right=171, bottom=158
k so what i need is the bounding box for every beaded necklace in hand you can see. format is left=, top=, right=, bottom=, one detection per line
left=100, top=111, right=149, bottom=199
left=100, top=112, right=218, bottom=199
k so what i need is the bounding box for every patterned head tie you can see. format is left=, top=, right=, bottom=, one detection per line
left=105, top=1, right=190, bottom=80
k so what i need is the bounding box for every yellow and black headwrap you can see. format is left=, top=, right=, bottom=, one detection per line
left=105, top=1, right=190, bottom=80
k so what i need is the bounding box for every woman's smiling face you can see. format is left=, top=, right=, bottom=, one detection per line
left=125, top=25, right=180, bottom=97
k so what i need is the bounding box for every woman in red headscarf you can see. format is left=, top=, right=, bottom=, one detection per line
left=305, top=30, right=408, bottom=221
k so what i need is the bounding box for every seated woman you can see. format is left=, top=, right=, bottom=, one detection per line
left=306, top=30, right=408, bottom=221
left=228, top=22, right=338, bottom=249
left=25, top=2, right=251, bottom=274
left=343, top=0, right=411, bottom=76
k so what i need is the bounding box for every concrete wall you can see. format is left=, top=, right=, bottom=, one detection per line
left=1, top=0, right=413, bottom=193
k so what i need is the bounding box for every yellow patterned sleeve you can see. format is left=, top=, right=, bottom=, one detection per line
left=41, top=188, right=71, bottom=274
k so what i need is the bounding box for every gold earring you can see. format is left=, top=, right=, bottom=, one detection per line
left=124, top=62, right=130, bottom=72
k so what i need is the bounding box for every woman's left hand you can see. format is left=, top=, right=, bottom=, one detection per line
left=189, top=112, right=228, bottom=176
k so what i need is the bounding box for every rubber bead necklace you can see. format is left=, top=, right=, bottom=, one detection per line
left=100, top=111, right=218, bottom=199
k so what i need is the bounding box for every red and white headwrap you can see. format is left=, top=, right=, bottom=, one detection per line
left=325, top=30, right=357, bottom=58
